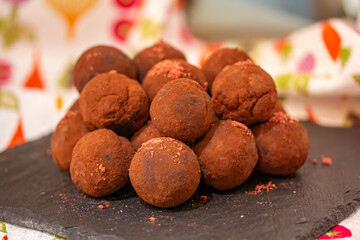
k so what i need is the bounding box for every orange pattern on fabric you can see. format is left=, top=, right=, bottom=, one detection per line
left=7, top=118, right=25, bottom=149
left=56, top=96, right=63, bottom=110
left=2, top=235, right=8, bottom=240
left=24, top=54, right=44, bottom=89
left=322, top=22, right=341, bottom=61
left=306, top=105, right=317, bottom=123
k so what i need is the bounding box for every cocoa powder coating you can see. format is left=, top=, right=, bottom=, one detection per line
left=51, top=111, right=89, bottom=171
left=130, top=121, right=163, bottom=150
left=70, top=129, right=135, bottom=197
left=129, top=137, right=201, bottom=208
left=134, top=40, right=186, bottom=82
left=73, top=45, right=137, bottom=92
left=142, top=59, right=206, bottom=100
left=150, top=78, right=212, bottom=142
left=252, top=112, right=310, bottom=176
left=212, top=61, right=277, bottom=126
left=194, top=120, right=258, bottom=190
left=79, top=71, right=149, bottom=138
left=201, top=48, right=251, bottom=91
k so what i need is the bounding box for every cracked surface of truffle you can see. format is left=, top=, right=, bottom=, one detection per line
left=129, top=137, right=201, bottom=208
left=51, top=111, right=89, bottom=171
left=252, top=112, right=310, bottom=176
left=201, top=48, right=251, bottom=91
left=73, top=45, right=137, bottom=92
left=70, top=129, right=135, bottom=197
left=79, top=71, right=149, bottom=138
left=212, top=61, right=277, bottom=126
left=142, top=59, right=206, bottom=100
left=194, top=120, right=258, bottom=190
left=150, top=78, right=212, bottom=142
left=130, top=121, right=163, bottom=150
left=134, top=40, right=186, bottom=82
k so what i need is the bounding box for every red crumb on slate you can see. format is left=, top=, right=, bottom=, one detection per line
left=279, top=181, right=294, bottom=187
left=312, top=159, right=317, bottom=165
left=97, top=204, right=104, bottom=210
left=149, top=216, right=156, bottom=222
left=200, top=195, right=208, bottom=201
left=246, top=182, right=277, bottom=195
left=321, top=155, right=333, bottom=165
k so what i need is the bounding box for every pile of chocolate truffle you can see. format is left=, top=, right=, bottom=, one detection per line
left=51, top=41, right=310, bottom=208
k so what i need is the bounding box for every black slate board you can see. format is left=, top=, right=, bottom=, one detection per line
left=0, top=122, right=360, bottom=240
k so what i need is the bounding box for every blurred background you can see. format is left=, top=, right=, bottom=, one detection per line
left=0, top=0, right=359, bottom=151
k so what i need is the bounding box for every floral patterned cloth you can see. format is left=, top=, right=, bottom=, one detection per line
left=0, top=0, right=359, bottom=239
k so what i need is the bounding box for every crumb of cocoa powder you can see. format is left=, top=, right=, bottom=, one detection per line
left=245, top=182, right=277, bottom=195
left=321, top=155, right=332, bottom=165
left=97, top=205, right=104, bottom=210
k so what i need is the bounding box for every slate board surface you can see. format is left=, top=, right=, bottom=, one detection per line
left=0, top=122, right=360, bottom=240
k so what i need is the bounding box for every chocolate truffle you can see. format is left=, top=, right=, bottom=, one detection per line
left=134, top=40, right=186, bottom=82
left=150, top=78, right=212, bottom=142
left=212, top=61, right=277, bottom=126
left=201, top=48, right=251, bottom=91
left=129, top=137, right=201, bottom=208
left=252, top=112, right=310, bottom=176
left=51, top=111, right=89, bottom=171
left=79, top=71, right=149, bottom=138
left=272, top=100, right=286, bottom=114
left=68, top=99, right=80, bottom=112
left=70, top=129, right=135, bottom=197
left=194, top=120, right=258, bottom=190
left=142, top=59, right=207, bottom=100
left=73, top=45, right=137, bottom=92
left=130, top=121, right=163, bottom=150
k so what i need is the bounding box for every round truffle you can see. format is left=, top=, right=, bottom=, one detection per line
left=134, top=40, right=186, bottom=82
left=194, top=120, right=258, bottom=190
left=142, top=59, right=207, bottom=100
left=68, top=99, right=80, bottom=112
left=51, top=111, right=89, bottom=171
left=252, top=112, right=310, bottom=176
left=212, top=61, right=277, bottom=126
left=272, top=100, right=286, bottom=114
left=201, top=48, right=251, bottom=91
left=150, top=78, right=212, bottom=142
left=70, top=129, right=135, bottom=197
left=130, top=121, right=163, bottom=150
left=73, top=45, right=137, bottom=92
left=129, top=137, right=201, bottom=208
left=79, top=71, right=149, bottom=138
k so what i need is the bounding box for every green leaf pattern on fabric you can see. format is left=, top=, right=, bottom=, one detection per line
left=0, top=222, right=7, bottom=233
left=53, top=237, right=67, bottom=240
left=58, top=62, right=74, bottom=89
left=353, top=75, right=360, bottom=86
left=140, top=18, right=163, bottom=40
left=274, top=73, right=310, bottom=94
left=281, top=43, right=292, bottom=62
left=340, top=47, right=351, bottom=68
left=0, top=90, right=19, bottom=111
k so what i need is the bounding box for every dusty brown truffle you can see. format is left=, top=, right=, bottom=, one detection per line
left=129, top=137, right=201, bottom=208
left=51, top=111, right=89, bottom=171
left=73, top=45, right=137, bottom=92
left=68, top=99, right=80, bottom=112
left=212, top=61, right=277, bottom=126
left=70, top=129, right=135, bottom=197
left=142, top=59, right=207, bottom=100
left=130, top=121, right=163, bottom=150
left=201, top=48, right=251, bottom=91
left=252, top=112, right=310, bottom=176
left=134, top=40, right=186, bottom=82
left=79, top=71, right=149, bottom=138
left=194, top=120, right=258, bottom=190
left=150, top=78, right=212, bottom=142
left=272, top=100, right=286, bottom=114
